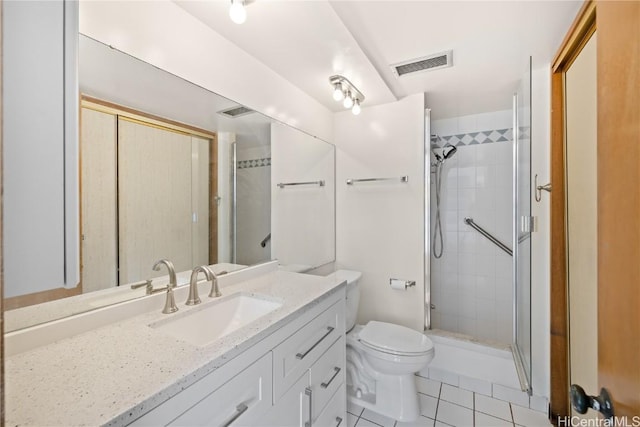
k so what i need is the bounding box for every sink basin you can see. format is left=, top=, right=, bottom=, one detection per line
left=150, top=292, right=283, bottom=347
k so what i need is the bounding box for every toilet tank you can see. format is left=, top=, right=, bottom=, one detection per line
left=334, top=270, right=362, bottom=331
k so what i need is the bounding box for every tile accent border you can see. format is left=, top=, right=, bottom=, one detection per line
left=431, top=127, right=530, bottom=148
left=237, top=157, right=271, bottom=169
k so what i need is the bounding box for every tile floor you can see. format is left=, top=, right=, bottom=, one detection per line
left=346, top=377, right=553, bottom=427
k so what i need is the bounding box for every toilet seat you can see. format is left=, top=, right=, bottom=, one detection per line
left=359, top=321, right=434, bottom=356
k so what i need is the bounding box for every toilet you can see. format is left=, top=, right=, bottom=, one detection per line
left=336, top=270, right=434, bottom=422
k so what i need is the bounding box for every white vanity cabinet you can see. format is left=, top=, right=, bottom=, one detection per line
left=130, top=288, right=346, bottom=427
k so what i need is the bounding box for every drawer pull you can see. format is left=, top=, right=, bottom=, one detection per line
left=336, top=416, right=343, bottom=427
left=320, top=367, right=341, bottom=389
left=296, top=326, right=335, bottom=360
left=222, top=403, right=248, bottom=427
left=304, top=387, right=313, bottom=427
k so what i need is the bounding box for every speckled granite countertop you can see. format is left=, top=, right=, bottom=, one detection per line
left=5, top=269, right=345, bottom=426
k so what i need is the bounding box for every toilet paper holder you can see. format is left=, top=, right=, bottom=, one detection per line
left=390, top=278, right=416, bottom=290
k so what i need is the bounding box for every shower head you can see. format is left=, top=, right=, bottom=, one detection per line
left=443, top=144, right=457, bottom=160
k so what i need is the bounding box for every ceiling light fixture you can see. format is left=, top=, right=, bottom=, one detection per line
left=229, top=0, right=247, bottom=24
left=352, top=99, right=361, bottom=116
left=329, top=75, right=365, bottom=116
left=332, top=83, right=345, bottom=101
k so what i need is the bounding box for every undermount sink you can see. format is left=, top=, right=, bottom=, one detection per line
left=150, top=292, right=283, bottom=347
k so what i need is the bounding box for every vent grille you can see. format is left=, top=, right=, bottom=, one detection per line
left=391, top=50, right=453, bottom=77
left=218, top=106, right=254, bottom=118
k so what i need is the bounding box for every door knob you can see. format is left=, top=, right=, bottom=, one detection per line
left=570, top=384, right=614, bottom=419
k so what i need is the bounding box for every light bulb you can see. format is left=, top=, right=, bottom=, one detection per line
left=343, top=92, right=354, bottom=109
left=352, top=99, right=361, bottom=115
left=332, top=83, right=344, bottom=101
left=229, top=0, right=246, bottom=24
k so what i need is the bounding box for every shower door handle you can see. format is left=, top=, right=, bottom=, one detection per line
left=570, top=384, right=614, bottom=419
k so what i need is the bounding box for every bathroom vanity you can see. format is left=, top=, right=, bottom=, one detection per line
left=5, top=262, right=347, bottom=426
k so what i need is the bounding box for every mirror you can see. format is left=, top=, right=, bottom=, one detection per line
left=4, top=35, right=335, bottom=332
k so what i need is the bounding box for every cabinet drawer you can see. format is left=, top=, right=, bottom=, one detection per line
left=310, top=335, right=345, bottom=420
left=170, top=352, right=272, bottom=426
left=314, top=384, right=346, bottom=427
left=273, top=301, right=344, bottom=401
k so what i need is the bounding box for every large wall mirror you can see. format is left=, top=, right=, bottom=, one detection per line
left=3, top=34, right=335, bottom=332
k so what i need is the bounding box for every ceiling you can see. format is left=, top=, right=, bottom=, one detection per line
left=176, top=0, right=581, bottom=119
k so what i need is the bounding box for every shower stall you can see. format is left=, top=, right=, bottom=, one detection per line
left=425, top=58, right=533, bottom=393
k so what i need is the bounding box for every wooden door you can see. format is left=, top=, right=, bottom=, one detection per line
left=596, top=0, right=640, bottom=418
left=551, top=0, right=640, bottom=421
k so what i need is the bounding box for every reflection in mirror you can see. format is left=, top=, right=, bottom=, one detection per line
left=4, top=35, right=335, bottom=331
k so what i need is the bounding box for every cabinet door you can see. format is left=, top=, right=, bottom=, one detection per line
left=309, top=336, right=345, bottom=420
left=314, top=385, right=346, bottom=427
left=3, top=0, right=79, bottom=297
left=263, top=373, right=311, bottom=427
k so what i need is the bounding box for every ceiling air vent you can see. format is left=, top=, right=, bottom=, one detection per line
left=391, top=50, right=453, bottom=78
left=218, top=105, right=254, bottom=118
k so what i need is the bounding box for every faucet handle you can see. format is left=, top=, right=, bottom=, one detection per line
left=130, top=279, right=152, bottom=290
left=162, top=285, right=179, bottom=314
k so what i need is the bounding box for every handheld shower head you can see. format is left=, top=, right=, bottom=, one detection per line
left=443, top=144, right=457, bottom=160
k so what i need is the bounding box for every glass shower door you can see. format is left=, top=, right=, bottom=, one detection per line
left=513, top=57, right=532, bottom=393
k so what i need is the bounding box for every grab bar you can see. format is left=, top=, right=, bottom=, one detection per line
left=463, top=217, right=513, bottom=257
left=260, top=233, right=271, bottom=248
left=277, top=180, right=325, bottom=189
left=346, top=176, right=408, bottom=185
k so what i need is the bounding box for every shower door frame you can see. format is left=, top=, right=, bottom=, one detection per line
left=424, top=108, right=432, bottom=330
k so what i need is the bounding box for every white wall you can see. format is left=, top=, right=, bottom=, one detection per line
left=335, top=94, right=425, bottom=331
left=530, top=65, right=551, bottom=400
left=430, top=110, right=514, bottom=344
left=271, top=123, right=335, bottom=270
left=79, top=0, right=333, bottom=143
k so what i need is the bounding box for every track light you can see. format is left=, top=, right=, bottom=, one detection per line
left=229, top=0, right=247, bottom=24
left=352, top=99, right=361, bottom=115
left=332, top=83, right=345, bottom=101
left=329, top=75, right=364, bottom=115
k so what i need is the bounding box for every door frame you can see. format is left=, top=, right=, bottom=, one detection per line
left=549, top=0, right=596, bottom=422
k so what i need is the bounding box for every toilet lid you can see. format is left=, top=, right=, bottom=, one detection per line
left=359, top=321, right=434, bottom=355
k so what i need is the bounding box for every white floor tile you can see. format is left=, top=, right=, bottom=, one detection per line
left=511, top=404, right=552, bottom=427
left=435, top=401, right=473, bottom=427
left=475, top=412, right=513, bottom=427
left=493, top=384, right=530, bottom=407
left=475, top=393, right=513, bottom=422
left=528, top=395, right=549, bottom=414
left=417, top=367, right=430, bottom=378
left=356, top=417, right=381, bottom=427
left=434, top=422, right=453, bottom=427
left=395, top=416, right=435, bottom=427
left=361, top=409, right=395, bottom=427
left=348, top=400, right=365, bottom=416
left=347, top=413, right=359, bottom=427
left=416, top=376, right=442, bottom=398
left=440, top=384, right=473, bottom=409
left=419, top=394, right=439, bottom=419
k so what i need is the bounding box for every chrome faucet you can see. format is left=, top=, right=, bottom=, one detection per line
left=186, top=266, right=215, bottom=306
left=209, top=270, right=228, bottom=298
left=153, top=259, right=177, bottom=288
left=153, top=259, right=179, bottom=314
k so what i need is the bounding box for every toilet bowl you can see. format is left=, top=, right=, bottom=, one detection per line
left=332, top=270, right=435, bottom=422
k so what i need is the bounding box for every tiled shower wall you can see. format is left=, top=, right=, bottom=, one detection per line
left=236, top=143, right=271, bottom=266
left=430, top=110, right=514, bottom=344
